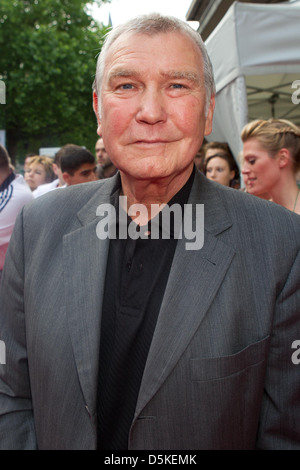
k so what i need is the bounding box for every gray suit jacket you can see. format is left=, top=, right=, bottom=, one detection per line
left=0, top=170, right=299, bottom=450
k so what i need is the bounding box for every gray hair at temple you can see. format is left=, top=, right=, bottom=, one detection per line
left=93, top=13, right=216, bottom=117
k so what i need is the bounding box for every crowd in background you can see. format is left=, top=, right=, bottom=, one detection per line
left=1, top=117, right=300, bottom=283
left=0, top=10, right=299, bottom=450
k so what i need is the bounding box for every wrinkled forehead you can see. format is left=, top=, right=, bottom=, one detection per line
left=111, top=29, right=199, bottom=58
left=102, top=30, right=203, bottom=81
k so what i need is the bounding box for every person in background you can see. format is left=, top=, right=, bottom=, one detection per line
left=33, top=150, right=65, bottom=198
left=202, top=141, right=240, bottom=188
left=59, top=144, right=98, bottom=186
left=23, top=153, right=36, bottom=173
left=193, top=150, right=205, bottom=172
left=0, top=145, right=33, bottom=282
left=241, top=118, right=300, bottom=215
left=202, top=141, right=231, bottom=162
left=0, top=13, right=299, bottom=451
left=24, top=155, right=56, bottom=191
left=95, top=137, right=117, bottom=179
left=204, top=152, right=240, bottom=187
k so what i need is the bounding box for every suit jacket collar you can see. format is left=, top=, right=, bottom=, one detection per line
left=134, top=170, right=235, bottom=417
left=76, top=173, right=121, bottom=226
left=188, top=168, right=233, bottom=235
left=75, top=169, right=232, bottom=232
left=63, top=174, right=121, bottom=418
left=64, top=170, right=235, bottom=420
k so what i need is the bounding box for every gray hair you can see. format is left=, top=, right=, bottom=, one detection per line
left=93, top=13, right=216, bottom=116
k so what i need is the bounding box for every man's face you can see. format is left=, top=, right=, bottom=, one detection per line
left=63, top=163, right=98, bottom=186
left=95, top=138, right=111, bottom=166
left=95, top=31, right=214, bottom=182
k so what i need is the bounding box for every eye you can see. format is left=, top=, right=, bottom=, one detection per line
left=170, top=83, right=185, bottom=89
left=119, top=83, right=134, bottom=90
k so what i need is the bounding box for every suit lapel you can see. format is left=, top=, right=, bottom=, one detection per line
left=63, top=175, right=120, bottom=417
left=135, top=172, right=236, bottom=417
left=63, top=171, right=236, bottom=421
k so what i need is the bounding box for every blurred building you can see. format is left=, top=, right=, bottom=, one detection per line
left=187, top=0, right=290, bottom=40
left=186, top=0, right=300, bottom=162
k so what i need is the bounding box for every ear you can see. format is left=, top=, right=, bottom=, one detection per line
left=62, top=172, right=71, bottom=186
left=278, top=148, right=290, bottom=169
left=204, top=95, right=215, bottom=137
left=52, top=163, right=58, bottom=176
left=230, top=170, right=235, bottom=181
left=93, top=92, right=102, bottom=137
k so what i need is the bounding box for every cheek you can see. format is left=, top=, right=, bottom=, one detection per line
left=102, top=98, right=133, bottom=131
left=256, top=160, right=276, bottom=177
left=103, top=114, right=132, bottom=155
left=217, top=173, right=227, bottom=183
left=171, top=101, right=202, bottom=134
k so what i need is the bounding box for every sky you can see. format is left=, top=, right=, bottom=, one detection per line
left=89, top=0, right=199, bottom=29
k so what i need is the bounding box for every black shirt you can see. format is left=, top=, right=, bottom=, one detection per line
left=97, top=168, right=195, bottom=450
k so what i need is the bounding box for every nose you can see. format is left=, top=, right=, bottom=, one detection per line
left=241, top=162, right=250, bottom=174
left=88, top=173, right=97, bottom=182
left=136, top=86, right=167, bottom=124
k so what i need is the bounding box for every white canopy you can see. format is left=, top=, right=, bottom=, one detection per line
left=205, top=0, right=300, bottom=162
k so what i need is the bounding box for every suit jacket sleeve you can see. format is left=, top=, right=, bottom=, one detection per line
left=0, top=208, right=37, bottom=449
left=256, top=245, right=300, bottom=449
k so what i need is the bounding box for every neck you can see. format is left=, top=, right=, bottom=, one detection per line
left=119, top=165, right=194, bottom=223
left=269, top=173, right=299, bottom=212
left=120, top=167, right=193, bottom=205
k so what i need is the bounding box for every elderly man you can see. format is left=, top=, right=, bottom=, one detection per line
left=0, top=14, right=299, bottom=450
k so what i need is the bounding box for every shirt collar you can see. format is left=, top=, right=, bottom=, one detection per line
left=0, top=171, right=16, bottom=192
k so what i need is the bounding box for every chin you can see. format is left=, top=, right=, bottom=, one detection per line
left=120, top=161, right=173, bottom=180
left=248, top=187, right=262, bottom=196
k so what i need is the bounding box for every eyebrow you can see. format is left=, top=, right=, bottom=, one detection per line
left=80, top=166, right=97, bottom=175
left=108, top=69, right=201, bottom=84
left=162, top=71, right=201, bottom=84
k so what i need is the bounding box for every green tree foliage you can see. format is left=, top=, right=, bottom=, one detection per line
left=0, top=0, right=110, bottom=163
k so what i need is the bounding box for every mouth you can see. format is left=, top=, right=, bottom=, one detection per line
left=134, top=140, right=169, bottom=145
left=245, top=177, right=256, bottom=184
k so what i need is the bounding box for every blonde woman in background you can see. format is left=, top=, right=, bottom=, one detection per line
left=24, top=155, right=56, bottom=191
left=241, top=119, right=300, bottom=215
